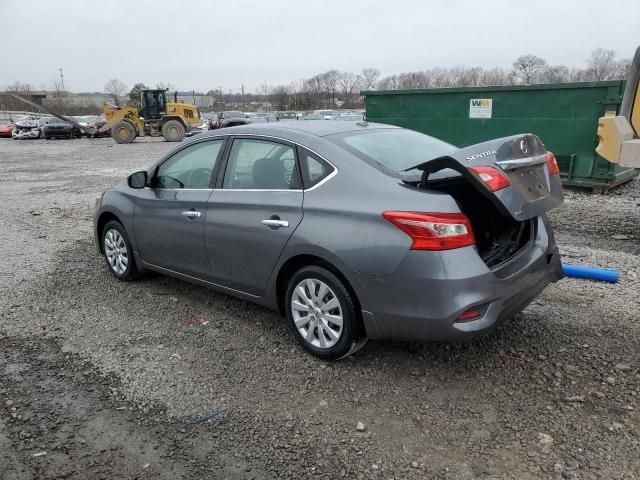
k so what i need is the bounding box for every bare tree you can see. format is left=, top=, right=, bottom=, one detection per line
left=338, top=71, right=363, bottom=105
left=361, top=68, right=380, bottom=90
left=540, top=65, right=571, bottom=84
left=270, top=85, right=290, bottom=111
left=320, top=70, right=340, bottom=106
left=104, top=78, right=127, bottom=107
left=479, top=67, right=511, bottom=86
left=616, top=58, right=631, bottom=80
left=585, top=48, right=617, bottom=81
left=512, top=55, right=548, bottom=84
left=430, top=67, right=451, bottom=87
left=50, top=78, right=67, bottom=114
left=258, top=82, right=271, bottom=110
left=377, top=75, right=399, bottom=90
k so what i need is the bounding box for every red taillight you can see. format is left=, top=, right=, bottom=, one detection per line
left=382, top=211, right=475, bottom=250
left=546, top=151, right=560, bottom=175
left=468, top=166, right=511, bottom=192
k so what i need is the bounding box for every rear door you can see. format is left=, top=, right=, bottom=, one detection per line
left=134, top=138, right=225, bottom=277
left=416, top=134, right=564, bottom=221
left=204, top=136, right=303, bottom=295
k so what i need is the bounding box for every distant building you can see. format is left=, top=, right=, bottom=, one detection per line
left=0, top=91, right=47, bottom=110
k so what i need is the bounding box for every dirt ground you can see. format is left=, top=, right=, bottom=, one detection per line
left=0, top=137, right=638, bottom=480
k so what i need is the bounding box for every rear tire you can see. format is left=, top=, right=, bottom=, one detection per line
left=101, top=220, right=139, bottom=281
left=285, top=266, right=367, bottom=360
left=162, top=120, right=185, bottom=142
left=111, top=121, right=136, bottom=144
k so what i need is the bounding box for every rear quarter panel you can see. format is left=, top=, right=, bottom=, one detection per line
left=279, top=142, right=464, bottom=276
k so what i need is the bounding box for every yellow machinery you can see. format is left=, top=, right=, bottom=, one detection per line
left=101, top=89, right=201, bottom=144
left=596, top=47, right=640, bottom=168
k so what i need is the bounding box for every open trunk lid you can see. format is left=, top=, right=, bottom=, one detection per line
left=407, top=133, right=563, bottom=221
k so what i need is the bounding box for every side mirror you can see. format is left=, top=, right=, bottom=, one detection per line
left=128, top=170, right=148, bottom=189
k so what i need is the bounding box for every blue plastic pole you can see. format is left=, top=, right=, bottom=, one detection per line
left=562, top=263, right=619, bottom=283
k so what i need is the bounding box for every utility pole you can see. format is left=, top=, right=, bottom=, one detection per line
left=59, top=68, right=65, bottom=92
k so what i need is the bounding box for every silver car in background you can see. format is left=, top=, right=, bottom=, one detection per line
left=94, top=121, right=564, bottom=359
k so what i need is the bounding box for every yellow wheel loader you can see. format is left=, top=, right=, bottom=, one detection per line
left=101, top=89, right=201, bottom=144
left=596, top=47, right=640, bottom=168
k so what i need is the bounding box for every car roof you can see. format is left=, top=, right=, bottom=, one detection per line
left=201, top=120, right=398, bottom=139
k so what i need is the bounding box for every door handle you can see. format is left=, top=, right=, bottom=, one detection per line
left=182, top=210, right=202, bottom=219
left=261, top=219, right=289, bottom=228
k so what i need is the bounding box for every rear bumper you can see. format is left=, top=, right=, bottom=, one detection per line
left=354, top=216, right=563, bottom=342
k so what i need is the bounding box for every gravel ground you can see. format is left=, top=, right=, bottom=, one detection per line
left=0, top=137, right=639, bottom=480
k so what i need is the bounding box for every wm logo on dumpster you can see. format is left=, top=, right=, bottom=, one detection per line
left=469, top=98, right=493, bottom=119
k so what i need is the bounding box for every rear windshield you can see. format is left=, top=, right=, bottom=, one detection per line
left=329, top=128, right=456, bottom=177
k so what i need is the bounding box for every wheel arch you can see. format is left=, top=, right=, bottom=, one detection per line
left=96, top=211, right=123, bottom=254
left=274, top=254, right=362, bottom=317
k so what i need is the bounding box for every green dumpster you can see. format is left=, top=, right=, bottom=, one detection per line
left=363, top=81, right=638, bottom=192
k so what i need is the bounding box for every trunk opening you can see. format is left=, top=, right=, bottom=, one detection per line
left=426, top=178, right=533, bottom=268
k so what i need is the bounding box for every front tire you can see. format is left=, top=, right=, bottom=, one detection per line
left=102, top=220, right=139, bottom=281
left=285, top=266, right=366, bottom=360
left=111, top=121, right=136, bottom=144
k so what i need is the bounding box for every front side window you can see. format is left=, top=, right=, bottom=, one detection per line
left=152, top=139, right=223, bottom=189
left=223, top=138, right=300, bottom=190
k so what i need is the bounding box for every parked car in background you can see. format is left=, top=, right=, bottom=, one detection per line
left=12, top=115, right=41, bottom=140
left=209, top=111, right=248, bottom=129
left=302, top=113, right=324, bottom=120
left=186, top=119, right=210, bottom=136
left=0, top=123, right=14, bottom=138
left=220, top=111, right=246, bottom=120
left=42, top=118, right=82, bottom=139
left=314, top=109, right=336, bottom=120
left=219, top=111, right=250, bottom=128
left=94, top=121, right=564, bottom=360
left=338, top=112, right=365, bottom=121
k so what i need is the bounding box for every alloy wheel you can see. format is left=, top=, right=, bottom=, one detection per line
left=104, top=228, right=129, bottom=275
left=291, top=278, right=344, bottom=349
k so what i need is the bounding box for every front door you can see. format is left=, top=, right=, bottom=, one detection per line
left=205, top=137, right=303, bottom=295
left=134, top=138, right=225, bottom=278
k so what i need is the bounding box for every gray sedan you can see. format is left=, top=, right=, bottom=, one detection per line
left=94, top=121, right=564, bottom=359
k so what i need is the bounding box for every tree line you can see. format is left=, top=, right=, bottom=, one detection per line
left=110, top=47, right=631, bottom=113
left=2, top=47, right=631, bottom=115
left=263, top=48, right=630, bottom=110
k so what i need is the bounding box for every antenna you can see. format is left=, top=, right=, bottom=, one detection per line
left=59, top=68, right=65, bottom=92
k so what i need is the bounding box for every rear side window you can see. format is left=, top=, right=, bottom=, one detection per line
left=223, top=138, right=301, bottom=190
left=298, top=147, right=333, bottom=189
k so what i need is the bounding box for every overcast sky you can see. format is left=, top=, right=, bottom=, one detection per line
left=1, top=0, right=638, bottom=93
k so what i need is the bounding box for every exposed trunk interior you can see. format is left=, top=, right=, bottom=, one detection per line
left=426, top=178, right=533, bottom=268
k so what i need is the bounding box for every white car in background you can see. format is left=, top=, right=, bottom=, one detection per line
left=313, top=109, right=336, bottom=120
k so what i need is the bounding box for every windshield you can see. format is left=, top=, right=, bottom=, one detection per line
left=329, top=128, right=456, bottom=177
